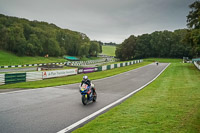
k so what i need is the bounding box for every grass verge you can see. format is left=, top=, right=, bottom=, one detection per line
left=0, top=62, right=151, bottom=89
left=73, top=62, right=200, bottom=133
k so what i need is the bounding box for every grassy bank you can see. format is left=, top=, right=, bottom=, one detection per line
left=0, top=62, right=151, bottom=89
left=0, top=50, right=66, bottom=66
left=73, top=62, right=200, bottom=132
left=0, top=50, right=104, bottom=67
left=102, top=45, right=116, bottom=56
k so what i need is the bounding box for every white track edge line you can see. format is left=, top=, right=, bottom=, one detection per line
left=57, top=63, right=170, bottom=133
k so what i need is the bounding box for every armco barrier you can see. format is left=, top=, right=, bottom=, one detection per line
left=102, top=65, right=107, bottom=71
left=107, top=65, right=111, bottom=70
left=0, top=69, right=78, bottom=85
left=117, top=63, right=120, bottom=68
left=194, top=61, right=200, bottom=70
left=0, top=74, right=5, bottom=85
left=5, top=73, right=26, bottom=84
left=111, top=64, right=114, bottom=69
left=0, top=62, right=66, bottom=69
left=0, top=60, right=143, bottom=85
left=26, top=72, right=43, bottom=82
left=95, top=60, right=142, bottom=72
left=120, top=63, right=123, bottom=67
left=97, top=66, right=102, bottom=71
left=66, top=59, right=106, bottom=66
left=0, top=58, right=122, bottom=68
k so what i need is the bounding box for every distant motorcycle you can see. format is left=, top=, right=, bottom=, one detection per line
left=156, top=62, right=159, bottom=66
left=79, top=83, right=97, bottom=105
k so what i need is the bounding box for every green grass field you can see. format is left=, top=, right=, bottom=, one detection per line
left=73, top=60, right=200, bottom=133
left=101, top=45, right=116, bottom=56
left=0, top=50, right=66, bottom=66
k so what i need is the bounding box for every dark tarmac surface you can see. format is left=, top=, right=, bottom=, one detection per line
left=0, top=63, right=169, bottom=133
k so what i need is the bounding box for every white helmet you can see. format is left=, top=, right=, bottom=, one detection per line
left=83, top=75, right=88, bottom=80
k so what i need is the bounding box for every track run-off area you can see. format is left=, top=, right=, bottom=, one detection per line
left=0, top=63, right=169, bottom=133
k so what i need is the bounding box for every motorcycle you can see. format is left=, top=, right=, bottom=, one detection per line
left=155, top=61, right=159, bottom=66
left=79, top=83, right=97, bottom=105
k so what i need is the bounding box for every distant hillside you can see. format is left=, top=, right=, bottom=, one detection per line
left=102, top=45, right=116, bottom=56
left=0, top=14, right=101, bottom=57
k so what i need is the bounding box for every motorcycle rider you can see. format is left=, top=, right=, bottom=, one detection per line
left=81, top=75, right=91, bottom=87
left=81, top=75, right=96, bottom=96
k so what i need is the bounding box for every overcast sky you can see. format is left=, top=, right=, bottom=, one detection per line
left=0, top=0, right=195, bottom=43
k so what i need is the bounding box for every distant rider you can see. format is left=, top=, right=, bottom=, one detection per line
left=156, top=61, right=159, bottom=66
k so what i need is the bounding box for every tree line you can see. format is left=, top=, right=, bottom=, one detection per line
left=104, top=42, right=118, bottom=46
left=0, top=14, right=101, bottom=57
left=116, top=1, right=200, bottom=60
left=115, top=29, right=200, bottom=60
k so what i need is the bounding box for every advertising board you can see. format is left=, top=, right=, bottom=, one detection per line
left=43, top=69, right=78, bottom=79
left=82, top=67, right=97, bottom=73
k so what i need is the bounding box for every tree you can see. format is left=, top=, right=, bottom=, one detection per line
left=135, top=34, right=151, bottom=58
left=91, top=40, right=103, bottom=53
left=185, top=1, right=200, bottom=58
left=42, top=38, right=61, bottom=57
left=89, top=41, right=100, bottom=56
left=115, top=35, right=137, bottom=60
left=184, top=29, right=200, bottom=57
left=187, top=1, right=200, bottom=29
left=0, top=14, right=92, bottom=57
left=170, top=29, right=189, bottom=58
left=104, top=42, right=117, bottom=46
left=0, top=24, right=8, bottom=49
left=27, top=34, right=43, bottom=56
left=6, top=24, right=27, bottom=55
left=150, top=31, right=161, bottom=57
left=78, top=42, right=90, bottom=58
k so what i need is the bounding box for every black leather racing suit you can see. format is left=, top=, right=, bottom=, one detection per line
left=81, top=79, right=91, bottom=87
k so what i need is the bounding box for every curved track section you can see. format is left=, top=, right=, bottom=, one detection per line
left=0, top=63, right=169, bottom=133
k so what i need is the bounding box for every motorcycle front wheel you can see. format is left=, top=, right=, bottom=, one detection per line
left=82, top=95, right=88, bottom=105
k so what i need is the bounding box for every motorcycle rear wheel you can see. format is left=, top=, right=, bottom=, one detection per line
left=93, top=92, right=97, bottom=102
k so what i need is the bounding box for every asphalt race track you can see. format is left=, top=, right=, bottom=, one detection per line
left=0, top=67, right=37, bottom=73
left=0, top=63, right=169, bottom=133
